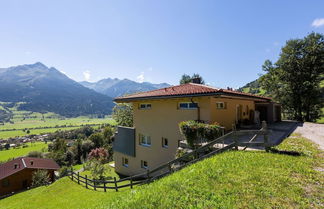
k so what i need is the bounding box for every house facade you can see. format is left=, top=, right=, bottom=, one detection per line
left=113, top=83, right=280, bottom=176
left=0, top=157, right=60, bottom=196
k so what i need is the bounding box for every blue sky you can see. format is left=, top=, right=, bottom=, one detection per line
left=0, top=0, right=323, bottom=88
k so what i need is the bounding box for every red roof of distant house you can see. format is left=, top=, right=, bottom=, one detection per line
left=0, top=157, right=60, bottom=180
left=114, top=83, right=271, bottom=102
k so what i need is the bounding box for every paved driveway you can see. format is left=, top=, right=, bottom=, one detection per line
left=223, top=121, right=299, bottom=150
left=294, top=122, right=324, bottom=150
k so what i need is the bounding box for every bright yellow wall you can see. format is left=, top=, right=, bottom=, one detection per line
left=114, top=96, right=211, bottom=175
left=114, top=96, right=256, bottom=176
left=210, top=97, right=255, bottom=130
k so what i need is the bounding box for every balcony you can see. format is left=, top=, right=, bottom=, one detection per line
left=113, top=126, right=136, bottom=157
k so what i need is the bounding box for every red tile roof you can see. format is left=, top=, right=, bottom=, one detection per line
left=0, top=157, right=60, bottom=180
left=115, top=83, right=271, bottom=102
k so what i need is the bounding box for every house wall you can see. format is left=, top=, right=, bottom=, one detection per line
left=114, top=96, right=256, bottom=176
left=210, top=97, right=255, bottom=130
left=114, top=96, right=211, bottom=176
left=0, top=169, right=55, bottom=196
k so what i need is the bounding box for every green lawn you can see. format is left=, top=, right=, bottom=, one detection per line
left=1, top=136, right=323, bottom=208
left=0, top=142, right=48, bottom=162
left=0, top=102, right=116, bottom=139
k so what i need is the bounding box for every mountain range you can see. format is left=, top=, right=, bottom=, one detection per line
left=80, top=79, right=170, bottom=98
left=0, top=62, right=114, bottom=117
left=0, top=62, right=170, bottom=117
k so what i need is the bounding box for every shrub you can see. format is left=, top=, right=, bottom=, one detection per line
left=179, top=120, right=223, bottom=148
left=88, top=148, right=109, bottom=163
left=27, top=151, right=43, bottom=158
left=31, top=169, right=51, bottom=188
left=59, top=166, right=70, bottom=178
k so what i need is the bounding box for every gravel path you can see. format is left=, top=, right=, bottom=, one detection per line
left=294, top=122, right=324, bottom=150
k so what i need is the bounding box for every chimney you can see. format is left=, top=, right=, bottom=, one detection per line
left=191, top=77, right=201, bottom=84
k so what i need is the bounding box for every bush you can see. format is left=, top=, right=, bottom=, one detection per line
left=27, top=151, right=43, bottom=158
left=31, top=169, right=51, bottom=188
left=59, top=166, right=70, bottom=178
left=179, top=120, right=223, bottom=148
left=88, top=148, right=109, bottom=163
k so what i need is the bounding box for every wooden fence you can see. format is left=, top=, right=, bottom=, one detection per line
left=69, top=121, right=271, bottom=192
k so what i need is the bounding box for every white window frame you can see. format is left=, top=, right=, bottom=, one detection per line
left=139, top=134, right=151, bottom=147
left=122, top=157, right=129, bottom=167
left=216, top=102, right=225, bottom=109
left=162, top=137, right=168, bottom=148
left=139, top=103, right=152, bottom=110
left=141, top=160, right=148, bottom=169
left=179, top=102, right=198, bottom=109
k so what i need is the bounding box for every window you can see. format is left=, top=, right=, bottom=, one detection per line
left=122, top=157, right=129, bottom=167
left=162, top=137, right=168, bottom=148
left=141, top=160, right=148, bottom=169
left=139, top=134, right=151, bottom=146
left=139, top=103, right=151, bottom=109
left=2, top=179, right=9, bottom=187
left=179, top=102, right=198, bottom=109
left=216, top=102, right=226, bottom=109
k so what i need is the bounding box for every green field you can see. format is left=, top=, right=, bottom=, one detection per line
left=0, top=102, right=115, bottom=139
left=0, top=142, right=48, bottom=162
left=1, top=135, right=322, bottom=208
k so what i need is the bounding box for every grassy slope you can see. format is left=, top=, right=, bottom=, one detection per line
left=0, top=142, right=48, bottom=162
left=1, top=136, right=323, bottom=209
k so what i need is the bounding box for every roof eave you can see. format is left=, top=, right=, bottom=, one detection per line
left=114, top=92, right=271, bottom=103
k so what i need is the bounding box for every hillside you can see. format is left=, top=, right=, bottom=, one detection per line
left=0, top=63, right=114, bottom=117
left=80, top=78, right=170, bottom=98
left=1, top=135, right=322, bottom=208
left=237, top=79, right=267, bottom=95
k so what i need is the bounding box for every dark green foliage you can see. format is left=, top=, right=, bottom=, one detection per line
left=180, top=73, right=205, bottom=84
left=31, top=169, right=51, bottom=188
left=46, top=126, right=95, bottom=141
left=88, top=132, right=104, bottom=148
left=59, top=166, right=70, bottom=178
left=27, top=151, right=44, bottom=158
left=112, top=103, right=133, bottom=127
left=81, top=140, right=95, bottom=160
left=260, top=32, right=324, bottom=121
left=179, top=121, right=223, bottom=148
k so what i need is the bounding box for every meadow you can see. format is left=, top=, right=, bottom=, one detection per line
left=1, top=135, right=322, bottom=208
left=0, top=102, right=115, bottom=139
left=0, top=142, right=48, bottom=162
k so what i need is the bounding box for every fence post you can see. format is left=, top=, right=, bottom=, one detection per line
left=93, top=178, right=96, bottom=191
left=262, top=121, right=270, bottom=152
left=77, top=172, right=80, bottom=184
left=85, top=175, right=88, bottom=189
left=168, top=163, right=172, bottom=174
left=114, top=177, right=118, bottom=192
left=130, top=177, right=133, bottom=189
left=104, top=182, right=106, bottom=192
left=232, top=124, right=238, bottom=150
left=71, top=169, right=74, bottom=181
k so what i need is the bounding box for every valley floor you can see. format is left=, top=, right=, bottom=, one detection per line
left=1, top=134, right=323, bottom=209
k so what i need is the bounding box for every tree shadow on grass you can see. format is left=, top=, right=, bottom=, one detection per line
left=269, top=148, right=303, bottom=156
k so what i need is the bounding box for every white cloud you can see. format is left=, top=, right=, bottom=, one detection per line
left=136, top=72, right=145, bottom=83
left=60, top=70, right=67, bottom=75
left=83, top=70, right=91, bottom=81
left=311, top=18, right=324, bottom=28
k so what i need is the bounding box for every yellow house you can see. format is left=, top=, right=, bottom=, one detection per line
left=113, top=83, right=280, bottom=176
